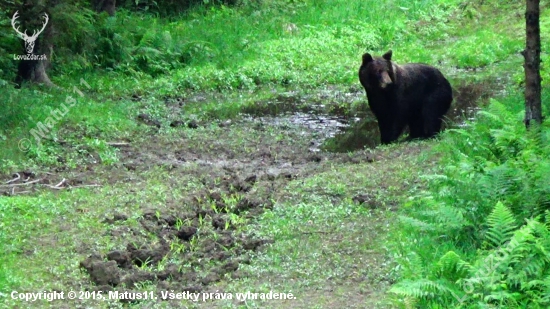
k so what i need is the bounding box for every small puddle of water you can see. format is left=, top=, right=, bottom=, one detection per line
left=242, top=111, right=380, bottom=153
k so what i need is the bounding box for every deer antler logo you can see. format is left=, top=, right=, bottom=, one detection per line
left=11, top=11, right=49, bottom=54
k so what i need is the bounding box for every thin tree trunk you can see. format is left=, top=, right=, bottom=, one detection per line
left=523, top=0, right=542, bottom=127
left=15, top=55, right=54, bottom=87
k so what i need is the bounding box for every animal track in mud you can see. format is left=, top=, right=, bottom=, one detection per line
left=79, top=173, right=274, bottom=301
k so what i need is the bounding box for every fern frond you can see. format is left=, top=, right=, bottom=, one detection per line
left=483, top=290, right=517, bottom=305
left=398, top=216, right=437, bottom=232
left=542, top=274, right=550, bottom=302
left=484, top=201, right=517, bottom=248
left=418, top=205, right=468, bottom=231
left=436, top=251, right=470, bottom=281
left=477, top=110, right=503, bottom=123
left=389, top=279, right=454, bottom=299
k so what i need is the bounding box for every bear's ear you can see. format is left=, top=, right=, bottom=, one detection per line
left=362, top=53, right=374, bottom=64
left=383, top=50, right=393, bottom=61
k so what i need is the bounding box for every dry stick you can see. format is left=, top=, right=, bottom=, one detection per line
left=5, top=173, right=20, bottom=184
left=46, top=184, right=101, bottom=190
left=47, top=178, right=66, bottom=190
left=107, top=142, right=130, bottom=146
left=53, top=178, right=66, bottom=188
left=68, top=184, right=101, bottom=189
left=0, top=178, right=43, bottom=187
left=300, top=231, right=330, bottom=235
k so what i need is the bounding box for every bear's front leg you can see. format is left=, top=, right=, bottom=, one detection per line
left=378, top=118, right=405, bottom=144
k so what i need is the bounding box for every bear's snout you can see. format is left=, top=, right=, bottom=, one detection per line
left=379, top=72, right=393, bottom=88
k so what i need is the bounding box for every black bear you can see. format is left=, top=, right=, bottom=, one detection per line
left=358, top=50, right=452, bottom=144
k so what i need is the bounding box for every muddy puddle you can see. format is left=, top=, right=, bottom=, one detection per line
left=238, top=89, right=380, bottom=152
left=238, top=80, right=495, bottom=153
left=244, top=112, right=362, bottom=152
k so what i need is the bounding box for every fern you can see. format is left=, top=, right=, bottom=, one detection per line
left=391, top=97, right=550, bottom=308
left=390, top=279, right=455, bottom=299
left=484, top=202, right=517, bottom=248
left=398, top=215, right=438, bottom=232
left=436, top=251, right=471, bottom=282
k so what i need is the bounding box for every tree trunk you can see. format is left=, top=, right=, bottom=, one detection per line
left=92, top=0, right=116, bottom=16
left=15, top=54, right=53, bottom=87
left=14, top=1, right=55, bottom=88
left=523, top=0, right=542, bottom=127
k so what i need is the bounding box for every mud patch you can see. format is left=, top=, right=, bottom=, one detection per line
left=66, top=93, right=378, bottom=301
left=79, top=171, right=274, bottom=299
left=321, top=116, right=380, bottom=152
left=241, top=87, right=366, bottom=118
left=239, top=88, right=375, bottom=153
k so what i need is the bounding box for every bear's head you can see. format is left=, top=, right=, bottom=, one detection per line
left=359, top=50, right=396, bottom=91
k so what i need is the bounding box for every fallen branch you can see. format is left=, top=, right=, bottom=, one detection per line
left=13, top=190, right=31, bottom=195
left=52, top=178, right=66, bottom=188
left=5, top=173, right=20, bottom=184
left=300, top=231, right=330, bottom=235
left=68, top=184, right=101, bottom=189
left=0, top=178, right=43, bottom=187
left=46, top=183, right=101, bottom=190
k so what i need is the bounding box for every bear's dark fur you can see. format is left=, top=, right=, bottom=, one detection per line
left=358, top=50, right=452, bottom=144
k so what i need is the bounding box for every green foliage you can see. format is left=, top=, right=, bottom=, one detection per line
left=0, top=82, right=136, bottom=170
left=484, top=202, right=517, bottom=248
left=117, top=0, right=238, bottom=16
left=0, top=0, right=465, bottom=88
left=48, top=3, right=99, bottom=73
left=0, top=1, right=22, bottom=85
left=390, top=94, right=550, bottom=308
left=392, top=208, right=550, bottom=308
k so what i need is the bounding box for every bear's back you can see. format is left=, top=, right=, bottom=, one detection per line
left=397, top=63, right=451, bottom=91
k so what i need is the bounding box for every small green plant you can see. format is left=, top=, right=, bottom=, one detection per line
left=175, top=218, right=184, bottom=230
left=228, top=213, right=246, bottom=229
left=188, top=235, right=200, bottom=252
left=170, top=241, right=187, bottom=255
